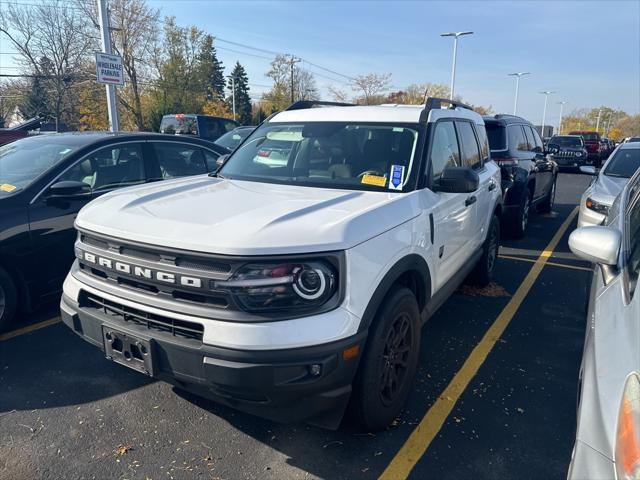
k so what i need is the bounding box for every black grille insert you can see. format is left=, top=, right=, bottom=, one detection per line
left=81, top=292, right=204, bottom=342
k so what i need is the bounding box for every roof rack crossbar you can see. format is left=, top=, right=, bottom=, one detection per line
left=419, top=97, right=473, bottom=122
left=284, top=100, right=355, bottom=111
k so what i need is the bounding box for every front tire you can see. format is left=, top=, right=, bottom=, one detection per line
left=350, top=286, right=421, bottom=431
left=0, top=267, right=18, bottom=333
left=469, top=214, right=500, bottom=287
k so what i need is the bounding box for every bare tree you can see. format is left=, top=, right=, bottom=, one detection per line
left=77, top=0, right=160, bottom=130
left=351, top=73, right=392, bottom=105
left=327, top=85, right=350, bottom=103
left=0, top=0, right=95, bottom=129
left=263, top=55, right=318, bottom=111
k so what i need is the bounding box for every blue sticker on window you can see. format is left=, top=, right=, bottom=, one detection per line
left=389, top=164, right=405, bottom=190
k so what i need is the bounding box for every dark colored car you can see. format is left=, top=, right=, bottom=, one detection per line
left=484, top=114, right=558, bottom=237
left=0, top=117, right=42, bottom=147
left=0, top=132, right=227, bottom=331
left=159, top=114, right=240, bottom=142
left=569, top=131, right=603, bottom=165
left=213, top=126, right=256, bottom=153
left=547, top=135, right=589, bottom=170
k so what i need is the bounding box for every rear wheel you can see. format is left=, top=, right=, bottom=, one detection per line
left=350, top=286, right=420, bottom=431
left=509, top=188, right=531, bottom=238
left=0, top=267, right=18, bottom=333
left=469, top=214, right=500, bottom=287
left=538, top=175, right=557, bottom=214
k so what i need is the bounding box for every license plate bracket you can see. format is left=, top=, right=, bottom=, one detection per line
left=103, top=327, right=154, bottom=376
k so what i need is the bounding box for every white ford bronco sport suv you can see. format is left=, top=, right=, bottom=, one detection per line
left=61, top=99, right=502, bottom=430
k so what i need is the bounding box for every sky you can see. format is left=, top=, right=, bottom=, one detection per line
left=148, top=0, right=640, bottom=127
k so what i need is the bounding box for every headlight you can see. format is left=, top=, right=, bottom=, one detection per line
left=576, top=151, right=583, bottom=157
left=615, top=373, right=640, bottom=480
left=215, top=260, right=338, bottom=313
left=586, top=197, right=610, bottom=215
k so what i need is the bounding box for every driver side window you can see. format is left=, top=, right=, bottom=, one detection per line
left=58, top=143, right=145, bottom=190
left=429, top=121, right=460, bottom=181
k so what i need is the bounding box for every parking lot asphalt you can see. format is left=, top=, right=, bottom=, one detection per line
left=0, top=173, right=592, bottom=480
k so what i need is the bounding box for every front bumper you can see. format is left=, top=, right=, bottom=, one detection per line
left=60, top=290, right=366, bottom=429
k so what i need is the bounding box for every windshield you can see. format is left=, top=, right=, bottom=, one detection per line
left=604, top=148, right=640, bottom=178
left=215, top=128, right=253, bottom=151
left=219, top=122, right=422, bottom=192
left=574, top=133, right=599, bottom=141
left=160, top=115, right=199, bottom=136
left=0, top=136, right=80, bottom=193
left=485, top=123, right=506, bottom=151
left=548, top=136, right=583, bottom=148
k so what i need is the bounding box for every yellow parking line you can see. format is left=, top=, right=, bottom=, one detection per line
left=379, top=206, right=579, bottom=480
left=498, top=254, right=592, bottom=272
left=0, top=317, right=62, bottom=342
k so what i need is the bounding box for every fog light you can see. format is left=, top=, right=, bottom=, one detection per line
left=309, top=364, right=322, bottom=376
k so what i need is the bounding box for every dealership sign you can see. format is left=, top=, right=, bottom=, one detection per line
left=95, top=52, right=124, bottom=86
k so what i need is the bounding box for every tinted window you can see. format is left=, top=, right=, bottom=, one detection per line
left=522, top=125, right=535, bottom=151
left=508, top=125, right=529, bottom=152
left=160, top=115, right=198, bottom=136
left=475, top=124, right=490, bottom=161
left=0, top=136, right=80, bottom=192
left=531, top=128, right=544, bottom=151
left=59, top=143, right=145, bottom=190
left=224, top=120, right=239, bottom=132
left=604, top=149, right=640, bottom=178
left=199, top=118, right=225, bottom=140
left=485, top=123, right=506, bottom=151
left=429, top=121, right=460, bottom=180
left=456, top=121, right=481, bottom=169
left=152, top=143, right=208, bottom=179
left=548, top=136, right=583, bottom=148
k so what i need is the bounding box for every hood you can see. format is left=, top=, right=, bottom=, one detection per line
left=590, top=174, right=629, bottom=205
left=76, top=176, right=418, bottom=255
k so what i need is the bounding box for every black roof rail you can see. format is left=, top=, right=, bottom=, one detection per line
left=419, top=97, right=473, bottom=122
left=8, top=116, right=42, bottom=131
left=284, top=100, right=355, bottom=111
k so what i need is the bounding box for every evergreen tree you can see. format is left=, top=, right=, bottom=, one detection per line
left=226, top=62, right=252, bottom=125
left=22, top=76, right=50, bottom=119
left=195, top=34, right=225, bottom=102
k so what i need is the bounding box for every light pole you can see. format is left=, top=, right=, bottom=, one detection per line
left=557, top=101, right=567, bottom=135
left=508, top=72, right=530, bottom=115
left=540, top=91, right=555, bottom=138
left=440, top=31, right=473, bottom=100
left=596, top=108, right=603, bottom=134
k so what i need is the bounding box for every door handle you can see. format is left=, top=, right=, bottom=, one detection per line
left=465, top=195, right=477, bottom=207
left=488, top=183, right=496, bottom=192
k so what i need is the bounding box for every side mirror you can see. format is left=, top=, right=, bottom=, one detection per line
left=47, top=180, right=91, bottom=199
left=215, top=154, right=229, bottom=170
left=569, top=226, right=621, bottom=265
left=435, top=166, right=480, bottom=193
left=579, top=166, right=598, bottom=175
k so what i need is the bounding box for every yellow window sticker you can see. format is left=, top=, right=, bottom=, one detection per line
left=361, top=174, right=387, bottom=187
left=0, top=183, right=17, bottom=193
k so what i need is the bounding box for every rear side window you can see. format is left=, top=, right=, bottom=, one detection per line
left=522, top=126, right=535, bottom=151
left=529, top=127, right=544, bottom=151
left=199, top=118, right=225, bottom=140
left=160, top=116, right=198, bottom=136
left=508, top=125, right=528, bottom=152
left=152, top=143, right=208, bottom=179
left=429, top=121, right=460, bottom=180
left=475, top=124, right=490, bottom=162
left=456, top=121, right=481, bottom=169
left=485, top=123, right=506, bottom=151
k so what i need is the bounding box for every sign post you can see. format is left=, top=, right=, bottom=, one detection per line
left=96, top=0, right=120, bottom=132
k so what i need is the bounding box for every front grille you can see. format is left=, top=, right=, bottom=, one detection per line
left=81, top=292, right=204, bottom=342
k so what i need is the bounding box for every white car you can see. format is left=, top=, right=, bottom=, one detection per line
left=578, top=142, right=640, bottom=227
left=60, top=99, right=502, bottom=430
left=568, top=169, right=640, bottom=479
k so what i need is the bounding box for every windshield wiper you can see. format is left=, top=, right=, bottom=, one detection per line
left=605, top=173, right=629, bottom=178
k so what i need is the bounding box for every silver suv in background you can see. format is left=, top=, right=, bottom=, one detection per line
left=578, top=142, right=640, bottom=227
left=568, top=169, right=640, bottom=479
